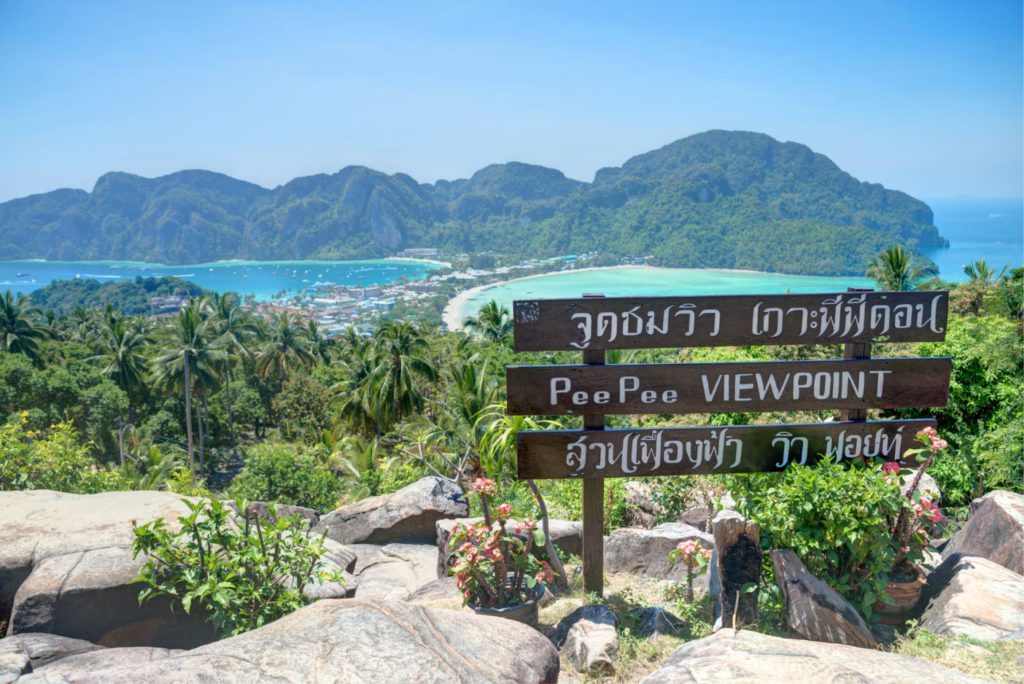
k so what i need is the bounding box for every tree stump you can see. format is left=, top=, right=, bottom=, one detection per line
left=711, top=510, right=761, bottom=628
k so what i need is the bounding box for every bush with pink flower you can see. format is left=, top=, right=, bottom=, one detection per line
left=448, top=477, right=555, bottom=608
left=667, top=538, right=713, bottom=602
left=886, top=427, right=947, bottom=578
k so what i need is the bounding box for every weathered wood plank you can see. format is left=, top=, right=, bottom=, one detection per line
left=516, top=419, right=937, bottom=479
left=506, top=358, right=950, bottom=416
left=512, top=291, right=948, bottom=351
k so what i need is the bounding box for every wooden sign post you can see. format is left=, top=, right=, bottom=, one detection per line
left=507, top=290, right=950, bottom=596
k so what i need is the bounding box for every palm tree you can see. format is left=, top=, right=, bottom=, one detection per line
left=90, top=307, right=152, bottom=464
left=305, top=319, right=332, bottom=365
left=333, top=337, right=387, bottom=437
left=463, top=300, right=513, bottom=343
left=962, top=259, right=1006, bottom=314
left=255, top=312, right=317, bottom=381
left=372, top=321, right=437, bottom=430
left=150, top=301, right=226, bottom=472
left=866, top=246, right=938, bottom=291
left=206, top=293, right=256, bottom=442
left=0, top=290, right=50, bottom=365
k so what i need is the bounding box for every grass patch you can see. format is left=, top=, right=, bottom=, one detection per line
left=892, top=622, right=1024, bottom=683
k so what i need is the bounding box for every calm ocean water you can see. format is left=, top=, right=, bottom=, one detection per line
left=1, top=199, right=1019, bottom=303
left=0, top=259, right=440, bottom=300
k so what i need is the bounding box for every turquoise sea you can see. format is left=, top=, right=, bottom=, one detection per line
left=0, top=258, right=440, bottom=300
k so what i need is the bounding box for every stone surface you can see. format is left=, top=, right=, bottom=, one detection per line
left=636, top=607, right=685, bottom=638
left=942, top=490, right=1024, bottom=575
left=678, top=505, right=714, bottom=532
left=901, top=470, right=942, bottom=503
left=244, top=501, right=319, bottom=528
left=406, top=577, right=462, bottom=605
left=15, top=599, right=561, bottom=684
left=351, top=543, right=437, bottom=601
left=605, top=523, right=713, bottom=586
left=0, top=491, right=216, bottom=649
left=0, top=634, right=101, bottom=670
left=639, top=628, right=989, bottom=683
left=436, top=517, right=581, bottom=578
left=770, top=549, right=878, bottom=649
left=316, top=476, right=467, bottom=545
left=21, top=647, right=178, bottom=681
left=919, top=554, right=1024, bottom=641
left=711, top=510, right=760, bottom=628
left=552, top=605, right=619, bottom=675
left=623, top=481, right=664, bottom=528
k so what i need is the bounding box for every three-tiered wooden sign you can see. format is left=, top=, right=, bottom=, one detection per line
left=506, top=289, right=951, bottom=593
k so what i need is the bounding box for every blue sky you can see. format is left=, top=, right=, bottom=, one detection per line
left=1, top=1, right=1020, bottom=203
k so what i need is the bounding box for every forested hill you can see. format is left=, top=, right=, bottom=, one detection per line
left=27, top=276, right=210, bottom=316
left=0, top=131, right=945, bottom=275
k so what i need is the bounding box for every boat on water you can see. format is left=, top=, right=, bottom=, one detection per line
left=15, top=272, right=28, bottom=277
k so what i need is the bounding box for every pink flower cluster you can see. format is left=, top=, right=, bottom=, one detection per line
left=917, top=427, right=948, bottom=452
left=471, top=477, right=497, bottom=496
left=914, top=497, right=943, bottom=524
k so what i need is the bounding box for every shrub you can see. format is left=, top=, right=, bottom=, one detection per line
left=228, top=443, right=342, bottom=512
left=132, top=498, right=342, bottom=637
left=0, top=414, right=128, bottom=493
left=730, top=459, right=905, bottom=618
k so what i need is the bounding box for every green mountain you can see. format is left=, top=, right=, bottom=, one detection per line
left=0, top=131, right=945, bottom=275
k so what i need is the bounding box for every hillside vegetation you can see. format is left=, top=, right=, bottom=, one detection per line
left=0, top=131, right=944, bottom=275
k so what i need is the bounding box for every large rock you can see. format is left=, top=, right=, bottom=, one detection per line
left=639, top=628, right=989, bottom=683
left=243, top=501, right=319, bottom=528
left=605, top=523, right=713, bottom=586
left=919, top=554, right=1024, bottom=640
left=22, top=647, right=178, bottom=681
left=0, top=634, right=102, bottom=682
left=552, top=605, right=619, bottom=675
left=0, top=491, right=215, bottom=648
left=623, top=481, right=665, bottom=528
left=942, top=490, right=1024, bottom=575
left=316, top=477, right=467, bottom=545
left=436, top=517, right=581, bottom=578
left=14, top=599, right=561, bottom=684
left=770, top=549, right=877, bottom=649
left=350, top=543, right=437, bottom=601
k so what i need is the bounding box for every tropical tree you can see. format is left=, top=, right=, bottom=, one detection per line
left=150, top=301, right=226, bottom=472
left=305, top=319, right=332, bottom=365
left=89, top=306, right=152, bottom=464
left=372, top=321, right=437, bottom=430
left=961, top=259, right=1007, bottom=314
left=866, top=246, right=938, bottom=291
left=255, top=312, right=317, bottom=381
left=333, top=337, right=387, bottom=437
left=0, top=290, right=50, bottom=365
left=206, top=293, right=256, bottom=442
left=463, top=300, right=513, bottom=343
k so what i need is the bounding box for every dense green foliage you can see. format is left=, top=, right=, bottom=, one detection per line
left=28, top=276, right=209, bottom=316
left=227, top=443, right=342, bottom=512
left=731, top=460, right=906, bottom=618
left=132, top=498, right=341, bottom=636
left=0, top=131, right=943, bottom=275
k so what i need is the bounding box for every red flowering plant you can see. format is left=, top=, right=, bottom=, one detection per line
left=448, top=478, right=555, bottom=608
left=882, top=427, right=947, bottom=579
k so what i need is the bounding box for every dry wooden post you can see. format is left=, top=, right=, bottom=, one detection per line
left=840, top=287, right=874, bottom=422
left=581, top=293, right=605, bottom=596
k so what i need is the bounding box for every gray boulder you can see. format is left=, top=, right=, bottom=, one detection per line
left=942, top=490, right=1024, bottom=575
left=639, top=628, right=990, bottom=683
left=16, top=599, right=560, bottom=684
left=407, top=577, right=462, bottom=604
left=623, top=481, right=664, bottom=528
left=316, top=477, right=467, bottom=545
left=21, top=647, right=178, bottom=681
left=919, top=554, right=1024, bottom=640
left=0, top=634, right=101, bottom=670
left=243, top=501, right=319, bottom=528
left=636, top=607, right=685, bottom=638
left=0, top=491, right=215, bottom=648
left=605, top=523, right=713, bottom=586
left=351, top=543, right=437, bottom=601
left=552, top=605, right=619, bottom=675
left=771, top=549, right=877, bottom=649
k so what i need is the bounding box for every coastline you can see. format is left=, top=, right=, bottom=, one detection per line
left=441, top=264, right=870, bottom=331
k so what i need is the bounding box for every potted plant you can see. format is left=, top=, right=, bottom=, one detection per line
left=448, top=477, right=555, bottom=627
left=873, top=427, right=947, bottom=624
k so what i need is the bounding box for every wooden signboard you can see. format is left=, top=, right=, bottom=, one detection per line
left=513, top=290, right=948, bottom=351
left=507, top=289, right=951, bottom=595
left=516, top=419, right=937, bottom=479
left=507, top=358, right=951, bottom=416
